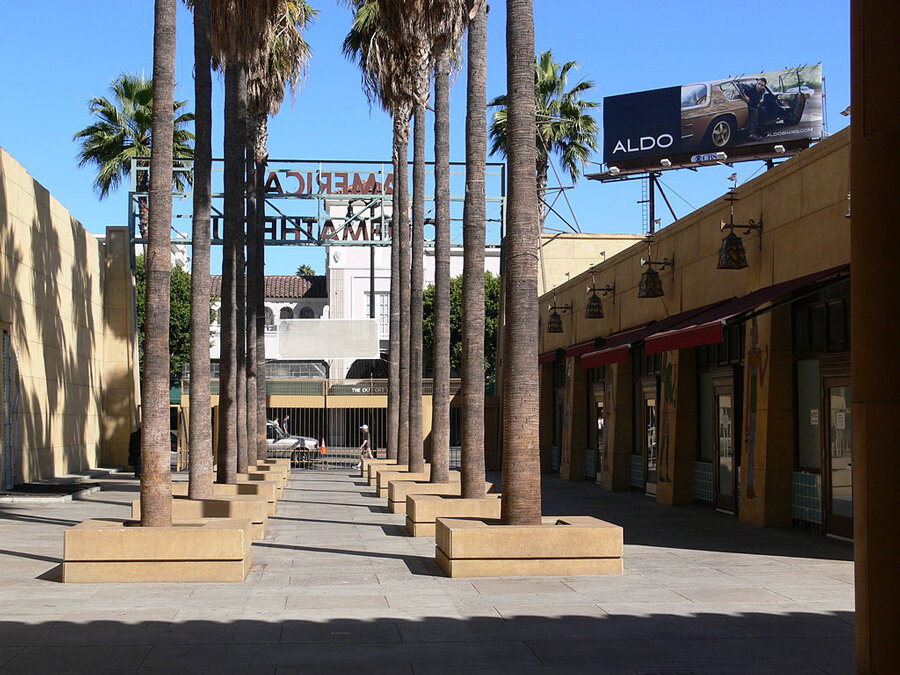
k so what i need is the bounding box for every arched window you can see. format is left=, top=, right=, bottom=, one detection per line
left=299, top=306, right=315, bottom=319
left=280, top=307, right=294, bottom=320
left=264, top=307, right=275, bottom=326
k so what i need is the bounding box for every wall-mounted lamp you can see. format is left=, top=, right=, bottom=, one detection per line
left=638, top=254, right=674, bottom=298
left=585, top=273, right=615, bottom=319
left=547, top=298, right=572, bottom=334
left=660, top=158, right=672, bottom=168
left=716, top=187, right=763, bottom=270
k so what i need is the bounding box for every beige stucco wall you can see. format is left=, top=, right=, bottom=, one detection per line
left=0, top=148, right=137, bottom=482
left=540, top=128, right=851, bottom=351
left=539, top=233, right=645, bottom=296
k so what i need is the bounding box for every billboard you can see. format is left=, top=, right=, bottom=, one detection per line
left=603, top=65, right=823, bottom=171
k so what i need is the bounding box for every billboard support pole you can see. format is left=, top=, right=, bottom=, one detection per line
left=649, top=173, right=657, bottom=235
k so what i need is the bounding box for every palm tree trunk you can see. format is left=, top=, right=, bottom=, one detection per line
left=141, top=0, right=176, bottom=527
left=396, top=110, right=412, bottom=467
left=430, top=46, right=452, bottom=484
left=387, top=121, right=402, bottom=462
left=501, top=0, right=542, bottom=525
left=461, top=0, right=487, bottom=500
left=217, top=62, right=245, bottom=485
left=253, top=115, right=269, bottom=462
left=244, top=128, right=258, bottom=469
left=188, top=0, right=214, bottom=500
left=408, top=102, right=426, bottom=474
left=235, top=115, right=248, bottom=477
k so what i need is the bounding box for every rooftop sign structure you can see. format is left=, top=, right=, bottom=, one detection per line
left=129, top=159, right=506, bottom=247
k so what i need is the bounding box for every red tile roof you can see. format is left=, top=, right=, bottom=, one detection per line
left=210, top=275, right=327, bottom=299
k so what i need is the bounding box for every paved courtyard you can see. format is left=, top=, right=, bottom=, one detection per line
left=0, top=469, right=854, bottom=674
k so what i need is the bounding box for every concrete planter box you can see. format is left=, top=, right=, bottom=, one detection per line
left=387, top=472, right=463, bottom=514
left=406, top=494, right=501, bottom=537
left=254, top=461, right=290, bottom=479
left=241, top=467, right=286, bottom=490
left=63, top=519, right=252, bottom=583
left=130, top=495, right=268, bottom=540
left=362, top=458, right=398, bottom=480
left=236, top=474, right=283, bottom=498
left=434, top=516, right=623, bottom=578
left=368, top=461, right=405, bottom=486
left=376, top=465, right=431, bottom=498
left=172, top=482, right=277, bottom=515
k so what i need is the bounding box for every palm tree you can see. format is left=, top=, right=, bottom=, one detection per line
left=429, top=2, right=470, bottom=484
left=342, top=0, right=414, bottom=465
left=501, top=0, right=542, bottom=525
left=188, top=0, right=215, bottom=500
left=248, top=0, right=317, bottom=463
left=488, top=49, right=599, bottom=224
left=74, top=72, right=194, bottom=239
left=460, top=0, right=487, bottom=500
left=296, top=264, right=316, bottom=276
left=141, top=0, right=178, bottom=527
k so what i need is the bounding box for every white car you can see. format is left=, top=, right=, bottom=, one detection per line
left=266, top=421, right=318, bottom=465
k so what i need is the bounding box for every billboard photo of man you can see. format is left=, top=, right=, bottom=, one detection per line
left=738, top=77, right=768, bottom=141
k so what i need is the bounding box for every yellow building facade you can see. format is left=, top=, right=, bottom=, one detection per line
left=0, top=149, right=139, bottom=485
left=539, top=128, right=851, bottom=535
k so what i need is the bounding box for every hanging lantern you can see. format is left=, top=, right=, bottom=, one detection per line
left=717, top=231, right=749, bottom=269
left=547, top=310, right=564, bottom=333
left=638, top=266, right=664, bottom=298
left=585, top=291, right=604, bottom=319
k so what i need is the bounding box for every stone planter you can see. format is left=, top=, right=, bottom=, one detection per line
left=172, top=481, right=277, bottom=515
left=406, top=494, right=501, bottom=537
left=130, top=495, right=268, bottom=540
left=375, top=464, right=431, bottom=498
left=63, top=519, right=252, bottom=583
left=434, top=516, right=623, bottom=578
left=386, top=472, right=466, bottom=514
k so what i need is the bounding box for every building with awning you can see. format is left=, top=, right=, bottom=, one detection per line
left=538, top=127, right=851, bottom=537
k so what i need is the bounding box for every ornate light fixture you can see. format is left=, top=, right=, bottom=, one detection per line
left=716, top=184, right=763, bottom=270
left=547, top=298, right=572, bottom=334
left=638, top=254, right=674, bottom=298
left=585, top=273, right=615, bottom=319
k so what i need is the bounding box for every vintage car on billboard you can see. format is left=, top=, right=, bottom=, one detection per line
left=681, top=72, right=807, bottom=150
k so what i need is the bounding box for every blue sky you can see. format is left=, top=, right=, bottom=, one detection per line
left=0, top=1, right=849, bottom=275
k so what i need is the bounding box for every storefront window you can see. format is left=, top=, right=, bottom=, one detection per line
left=796, top=359, right=821, bottom=470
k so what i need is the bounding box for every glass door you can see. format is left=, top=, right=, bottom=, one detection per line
left=823, top=379, right=852, bottom=538
left=592, top=387, right=605, bottom=483
left=714, top=384, right=736, bottom=512
left=641, top=379, right=658, bottom=496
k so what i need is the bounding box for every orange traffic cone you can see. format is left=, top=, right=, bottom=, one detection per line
left=320, top=438, right=327, bottom=455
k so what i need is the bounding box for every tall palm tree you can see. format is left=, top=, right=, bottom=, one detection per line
left=488, top=49, right=599, bottom=224
left=141, top=0, right=178, bottom=527
left=502, top=0, right=542, bottom=525
left=210, top=0, right=283, bottom=481
left=460, top=0, right=487, bottom=499
left=188, top=0, right=215, bottom=500
left=429, top=2, right=469, bottom=484
left=248, top=0, right=317, bottom=462
left=74, top=72, right=194, bottom=239
left=343, top=0, right=413, bottom=465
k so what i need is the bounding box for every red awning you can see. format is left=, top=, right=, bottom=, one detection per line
left=644, top=264, right=849, bottom=355
left=565, top=340, right=597, bottom=359
left=538, top=350, right=559, bottom=365
left=580, top=346, right=631, bottom=368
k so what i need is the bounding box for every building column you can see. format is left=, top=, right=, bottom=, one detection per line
left=738, top=309, right=793, bottom=527
left=559, top=357, right=588, bottom=481
left=851, top=1, right=900, bottom=671
left=539, top=362, right=555, bottom=473
left=656, top=349, right=697, bottom=505
left=600, top=360, right=633, bottom=491
left=101, top=227, right=140, bottom=468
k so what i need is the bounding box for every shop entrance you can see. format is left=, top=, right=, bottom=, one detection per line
left=713, top=379, right=737, bottom=512
left=591, top=384, right=605, bottom=483
left=823, top=377, right=852, bottom=538
left=640, top=378, right=658, bottom=496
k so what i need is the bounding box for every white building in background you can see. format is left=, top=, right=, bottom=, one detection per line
left=209, top=275, right=329, bottom=376
left=325, top=243, right=501, bottom=377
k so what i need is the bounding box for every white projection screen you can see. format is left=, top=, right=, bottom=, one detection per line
left=278, top=319, right=380, bottom=360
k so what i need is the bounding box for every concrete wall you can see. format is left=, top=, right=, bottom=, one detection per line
left=538, top=233, right=645, bottom=296
left=0, top=148, right=137, bottom=483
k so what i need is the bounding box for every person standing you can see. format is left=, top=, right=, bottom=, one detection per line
left=281, top=414, right=290, bottom=434
left=128, top=426, right=142, bottom=478
left=356, top=424, right=373, bottom=469
left=739, top=77, right=768, bottom=140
